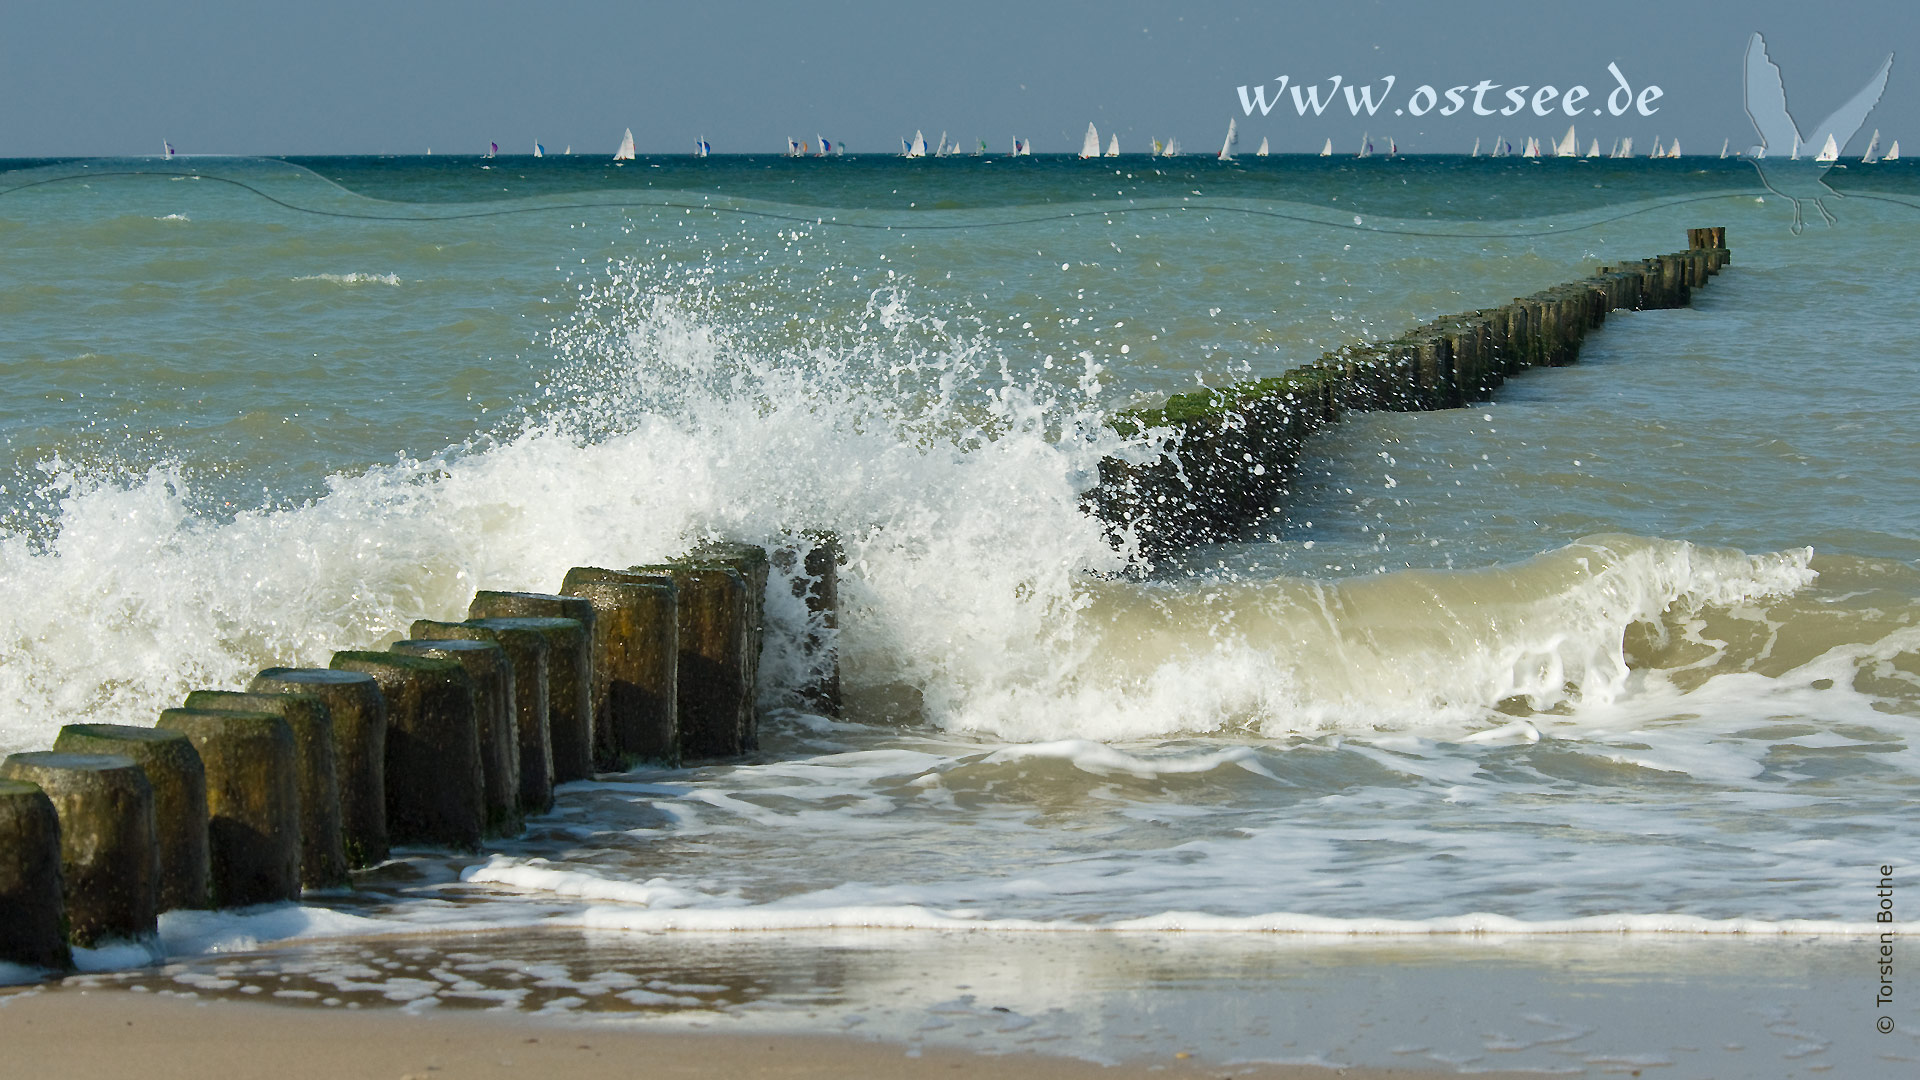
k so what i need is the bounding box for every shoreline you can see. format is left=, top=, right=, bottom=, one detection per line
left=0, top=986, right=1535, bottom=1080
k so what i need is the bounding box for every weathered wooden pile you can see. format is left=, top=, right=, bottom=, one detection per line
left=1089, top=228, right=1730, bottom=553
left=0, top=538, right=840, bottom=973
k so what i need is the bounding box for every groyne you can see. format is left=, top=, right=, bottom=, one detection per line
left=1, top=229, right=1729, bottom=975
left=0, top=536, right=843, bottom=973
left=1090, top=228, right=1729, bottom=554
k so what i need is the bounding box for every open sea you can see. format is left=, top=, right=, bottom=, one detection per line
left=2, top=152, right=1918, bottom=1076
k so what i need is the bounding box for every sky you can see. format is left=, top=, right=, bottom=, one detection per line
left=2, top=1, right=1914, bottom=156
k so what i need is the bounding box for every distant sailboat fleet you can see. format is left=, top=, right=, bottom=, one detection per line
left=438, top=124, right=1907, bottom=161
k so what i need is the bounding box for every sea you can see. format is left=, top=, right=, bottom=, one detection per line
left=1, top=152, right=1917, bottom=1076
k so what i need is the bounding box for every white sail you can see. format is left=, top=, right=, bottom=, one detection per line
left=1217, top=118, right=1237, bottom=160
left=1649, top=137, right=1662, bottom=158
left=1163, top=137, right=1181, bottom=157
left=1522, top=136, right=1539, bottom=158
left=1555, top=125, right=1577, bottom=157
left=1814, top=133, right=1839, bottom=162
left=613, top=128, right=636, bottom=160
left=1357, top=132, right=1371, bottom=158
left=1721, top=137, right=1730, bottom=159
left=1586, top=138, right=1600, bottom=157
left=533, top=142, right=543, bottom=158
left=1886, top=140, right=1901, bottom=161
left=936, top=131, right=953, bottom=157
left=1668, top=138, right=1681, bottom=159
left=906, top=130, right=927, bottom=157
left=1255, top=136, right=1268, bottom=157
left=1491, top=135, right=1505, bottom=157
left=1320, top=137, right=1333, bottom=156
left=1151, top=138, right=1162, bottom=156
left=1860, top=131, right=1879, bottom=162
left=1080, top=122, right=1100, bottom=158
left=1106, top=134, right=1119, bottom=156
left=1387, top=136, right=1397, bottom=156
left=1471, top=137, right=1480, bottom=157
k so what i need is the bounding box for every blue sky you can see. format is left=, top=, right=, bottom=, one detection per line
left=2, top=1, right=1912, bottom=156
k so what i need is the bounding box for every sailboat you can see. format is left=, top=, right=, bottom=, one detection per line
left=1471, top=137, right=1480, bottom=157
left=565, top=146, right=571, bottom=155
left=936, top=132, right=954, bottom=157
left=905, top=130, right=928, bottom=158
left=1079, top=122, right=1100, bottom=159
left=1814, top=133, right=1839, bottom=163
left=1521, top=136, right=1539, bottom=158
left=1586, top=138, right=1601, bottom=157
left=614, top=129, right=636, bottom=160
left=1106, top=133, right=1120, bottom=157
left=1357, top=132, right=1372, bottom=158
left=533, top=142, right=544, bottom=157
left=814, top=135, right=828, bottom=158
left=1387, top=136, right=1398, bottom=157
left=1162, top=137, right=1181, bottom=157
left=1320, top=137, right=1333, bottom=157
left=486, top=142, right=498, bottom=158
left=1255, top=136, right=1268, bottom=157
left=1490, top=135, right=1506, bottom=158
left=1150, top=138, right=1163, bottom=156
left=163, top=141, right=176, bottom=158
left=1668, top=138, right=1681, bottom=159
left=1860, top=131, right=1879, bottom=163
left=1721, top=137, right=1731, bottom=159
left=1886, top=140, right=1901, bottom=161
left=1218, top=118, right=1237, bottom=160
left=976, top=139, right=987, bottom=156
left=695, top=138, right=711, bottom=158
left=1554, top=125, right=1577, bottom=157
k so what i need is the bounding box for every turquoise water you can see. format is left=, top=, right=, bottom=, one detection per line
left=3, top=153, right=1918, bottom=1073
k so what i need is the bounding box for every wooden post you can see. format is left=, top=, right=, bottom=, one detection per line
left=0, top=778, right=72, bottom=970
left=248, top=668, right=388, bottom=868
left=625, top=563, right=751, bottom=759
left=1, top=753, right=159, bottom=943
left=389, top=639, right=522, bottom=836
left=153, top=709, right=301, bottom=907
left=328, top=652, right=484, bottom=851
left=465, top=592, right=596, bottom=783
left=560, top=568, right=680, bottom=767
left=408, top=619, right=554, bottom=813
left=51, top=725, right=209, bottom=910
left=182, top=690, right=347, bottom=891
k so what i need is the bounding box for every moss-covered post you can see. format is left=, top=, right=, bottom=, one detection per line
left=409, top=618, right=554, bottom=813
left=0, top=778, right=71, bottom=970
left=466, top=592, right=596, bottom=783
left=329, top=652, right=484, bottom=851
left=389, top=639, right=521, bottom=836
left=560, top=568, right=680, bottom=766
left=248, top=668, right=387, bottom=869
left=689, top=542, right=769, bottom=751
left=628, top=563, right=750, bottom=759
left=1, top=752, right=159, bottom=944
left=51, top=725, right=209, bottom=911
left=181, top=691, right=346, bottom=891
left=153, top=709, right=300, bottom=907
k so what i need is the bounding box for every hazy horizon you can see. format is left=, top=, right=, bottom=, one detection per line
left=3, top=1, right=1913, bottom=158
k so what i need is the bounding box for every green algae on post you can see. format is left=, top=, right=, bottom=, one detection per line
left=465, top=592, right=596, bottom=783
left=560, top=568, right=680, bottom=767
left=328, top=651, right=485, bottom=852
left=153, top=709, right=301, bottom=907
left=409, top=619, right=555, bottom=814
left=182, top=690, right=348, bottom=891
left=389, top=638, right=523, bottom=837
left=248, top=668, right=389, bottom=869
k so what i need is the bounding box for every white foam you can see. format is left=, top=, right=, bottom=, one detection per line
left=291, top=272, right=401, bottom=285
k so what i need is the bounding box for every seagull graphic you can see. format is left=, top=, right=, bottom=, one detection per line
left=1744, top=31, right=1893, bottom=232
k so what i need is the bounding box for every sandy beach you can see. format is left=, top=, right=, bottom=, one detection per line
left=0, top=987, right=1545, bottom=1080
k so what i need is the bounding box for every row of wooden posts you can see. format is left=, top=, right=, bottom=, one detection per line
left=1090, top=228, right=1731, bottom=554
left=0, top=539, right=841, bottom=973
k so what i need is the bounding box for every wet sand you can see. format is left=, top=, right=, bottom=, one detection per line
left=0, top=986, right=1536, bottom=1080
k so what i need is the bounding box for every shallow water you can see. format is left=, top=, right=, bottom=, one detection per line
left=2, top=153, right=1917, bottom=1071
